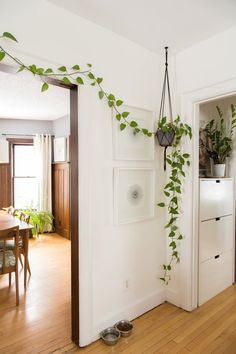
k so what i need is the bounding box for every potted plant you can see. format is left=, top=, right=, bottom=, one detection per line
left=205, top=104, right=236, bottom=177
left=156, top=117, right=175, bottom=147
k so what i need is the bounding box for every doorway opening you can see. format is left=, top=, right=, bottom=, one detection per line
left=0, top=62, right=79, bottom=347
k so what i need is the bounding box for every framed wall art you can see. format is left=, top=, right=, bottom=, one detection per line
left=114, top=168, right=155, bottom=224
left=112, top=105, right=154, bottom=161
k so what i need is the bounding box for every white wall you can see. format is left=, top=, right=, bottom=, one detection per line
left=0, top=0, right=165, bottom=346
left=0, top=118, right=53, bottom=135
left=169, top=26, right=236, bottom=310
left=52, top=115, right=70, bottom=137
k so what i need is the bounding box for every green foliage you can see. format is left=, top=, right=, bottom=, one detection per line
left=205, top=105, right=236, bottom=164
left=158, top=115, right=192, bottom=285
left=26, top=210, right=54, bottom=237
left=41, top=82, right=49, bottom=92
left=15, top=209, right=54, bottom=237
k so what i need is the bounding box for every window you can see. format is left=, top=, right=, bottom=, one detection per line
left=13, top=144, right=38, bottom=209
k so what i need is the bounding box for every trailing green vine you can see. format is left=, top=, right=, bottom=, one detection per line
left=157, top=116, right=192, bottom=284
left=0, top=31, right=153, bottom=136
left=0, top=31, right=192, bottom=285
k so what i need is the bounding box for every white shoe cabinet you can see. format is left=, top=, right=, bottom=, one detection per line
left=198, top=178, right=234, bottom=306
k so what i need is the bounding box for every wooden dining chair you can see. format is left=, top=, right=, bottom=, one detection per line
left=19, top=213, right=31, bottom=276
left=2, top=206, right=16, bottom=216
left=0, top=226, right=20, bottom=306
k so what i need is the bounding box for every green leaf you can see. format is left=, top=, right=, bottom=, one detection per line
left=183, top=153, right=190, bottom=158
left=116, top=100, right=123, bottom=106
left=164, top=191, right=170, bottom=197
left=157, top=202, right=165, bottom=207
left=58, top=66, right=67, bottom=72
left=17, top=65, right=25, bottom=73
left=0, top=51, right=5, bottom=61
left=130, top=121, right=138, bottom=128
left=175, top=186, right=181, bottom=194
left=116, top=114, right=121, bottom=121
left=72, top=64, right=80, bottom=70
left=63, top=77, right=71, bottom=85
left=98, top=90, right=104, bottom=100
left=41, top=82, right=49, bottom=92
left=171, top=196, right=178, bottom=205
left=88, top=72, right=95, bottom=79
left=108, top=94, right=115, bottom=101
left=108, top=101, right=113, bottom=107
left=169, top=231, right=175, bottom=237
left=147, top=132, right=152, bottom=137
left=96, top=77, right=103, bottom=84
left=76, top=77, right=84, bottom=85
left=45, top=68, right=53, bottom=74
left=122, top=112, right=130, bottom=118
left=3, top=32, right=18, bottom=42
left=160, top=278, right=165, bottom=282
left=166, top=158, right=172, bottom=165
left=169, top=241, right=176, bottom=249
left=187, top=161, right=190, bottom=167
left=87, top=63, right=92, bottom=67
left=142, top=128, right=148, bottom=135
left=36, top=68, right=44, bottom=75
left=167, top=265, right=171, bottom=270
left=29, top=64, right=37, bottom=74
left=120, top=123, right=126, bottom=131
left=134, top=128, right=140, bottom=133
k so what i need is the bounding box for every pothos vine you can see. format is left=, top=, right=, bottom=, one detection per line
left=0, top=32, right=192, bottom=284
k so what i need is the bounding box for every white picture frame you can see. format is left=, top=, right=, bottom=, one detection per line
left=54, top=137, right=67, bottom=162
left=114, top=168, right=155, bottom=224
left=112, top=105, right=155, bottom=161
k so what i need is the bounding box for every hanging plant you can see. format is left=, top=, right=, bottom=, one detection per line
left=157, top=116, right=192, bottom=284
left=0, top=32, right=192, bottom=285
left=156, top=47, right=176, bottom=170
left=156, top=47, right=192, bottom=284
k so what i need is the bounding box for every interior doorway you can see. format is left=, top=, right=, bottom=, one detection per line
left=0, top=62, right=79, bottom=343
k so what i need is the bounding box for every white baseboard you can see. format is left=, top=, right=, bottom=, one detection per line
left=88, top=289, right=165, bottom=345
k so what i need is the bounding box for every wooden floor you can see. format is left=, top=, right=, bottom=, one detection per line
left=63, top=285, right=236, bottom=354
left=1, top=236, right=236, bottom=354
left=0, top=233, right=71, bottom=354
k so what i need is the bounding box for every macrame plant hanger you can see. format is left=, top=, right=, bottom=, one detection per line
left=157, top=46, right=174, bottom=171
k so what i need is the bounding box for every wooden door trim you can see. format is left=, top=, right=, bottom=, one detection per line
left=0, top=63, right=79, bottom=343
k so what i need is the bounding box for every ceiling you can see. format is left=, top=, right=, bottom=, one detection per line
left=0, top=71, right=69, bottom=120
left=49, top=0, right=236, bottom=53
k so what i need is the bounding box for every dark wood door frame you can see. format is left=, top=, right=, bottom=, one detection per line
left=0, top=63, right=79, bottom=343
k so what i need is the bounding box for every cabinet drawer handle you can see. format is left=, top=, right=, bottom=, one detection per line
left=215, top=217, right=220, bottom=221
left=215, top=255, right=220, bottom=259
left=216, top=180, right=220, bottom=183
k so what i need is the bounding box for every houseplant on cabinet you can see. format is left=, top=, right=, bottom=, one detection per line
left=205, top=104, right=236, bottom=177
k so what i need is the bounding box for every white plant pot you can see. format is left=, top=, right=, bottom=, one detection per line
left=213, top=164, right=226, bottom=177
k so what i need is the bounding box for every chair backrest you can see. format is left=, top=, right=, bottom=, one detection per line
left=0, top=226, right=19, bottom=274
left=5, top=206, right=16, bottom=216
left=20, top=212, right=30, bottom=224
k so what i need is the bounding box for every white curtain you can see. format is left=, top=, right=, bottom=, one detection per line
left=34, top=134, right=52, bottom=212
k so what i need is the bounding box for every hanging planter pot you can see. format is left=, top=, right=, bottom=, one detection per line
left=156, top=47, right=175, bottom=170
left=156, top=128, right=175, bottom=147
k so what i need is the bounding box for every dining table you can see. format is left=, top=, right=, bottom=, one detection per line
left=0, top=210, right=33, bottom=287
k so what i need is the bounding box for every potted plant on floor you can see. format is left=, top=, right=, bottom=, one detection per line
left=204, top=104, right=236, bottom=177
